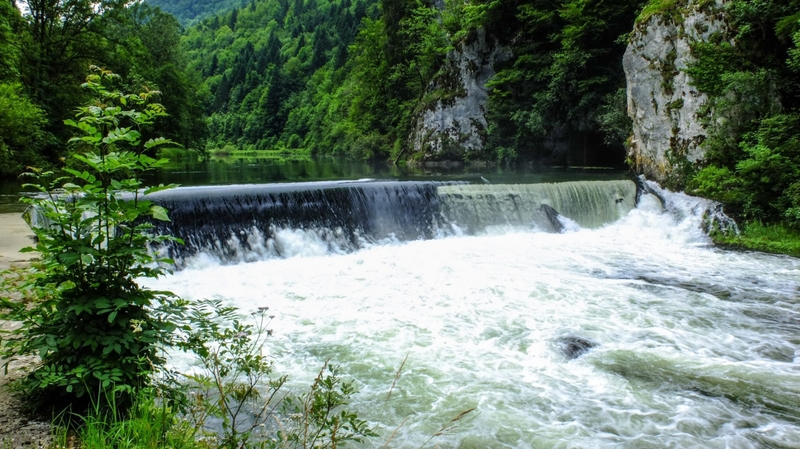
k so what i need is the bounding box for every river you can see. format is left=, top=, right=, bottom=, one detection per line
left=134, top=167, right=799, bottom=448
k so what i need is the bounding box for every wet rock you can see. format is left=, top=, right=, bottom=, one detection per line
left=556, top=336, right=597, bottom=360
left=532, top=204, right=564, bottom=233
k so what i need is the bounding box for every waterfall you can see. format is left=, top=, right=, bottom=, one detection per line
left=438, top=180, right=637, bottom=232
left=142, top=177, right=800, bottom=448
left=147, top=179, right=639, bottom=265
left=146, top=181, right=446, bottom=265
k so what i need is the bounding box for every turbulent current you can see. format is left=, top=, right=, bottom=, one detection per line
left=142, top=180, right=800, bottom=448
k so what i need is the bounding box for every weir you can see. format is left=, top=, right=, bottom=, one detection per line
left=146, top=181, right=445, bottom=264
left=146, top=179, right=639, bottom=265
left=438, top=180, right=637, bottom=232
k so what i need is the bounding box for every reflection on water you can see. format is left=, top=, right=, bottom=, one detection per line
left=148, top=157, right=629, bottom=186
left=0, top=156, right=629, bottom=213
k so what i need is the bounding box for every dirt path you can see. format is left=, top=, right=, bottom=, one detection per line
left=0, top=213, right=51, bottom=448
left=0, top=213, right=37, bottom=271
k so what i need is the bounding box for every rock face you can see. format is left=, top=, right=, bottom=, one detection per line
left=411, top=29, right=511, bottom=159
left=624, top=1, right=730, bottom=182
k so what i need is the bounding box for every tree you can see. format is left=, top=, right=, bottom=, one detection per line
left=484, top=0, right=646, bottom=165
left=0, top=83, right=48, bottom=177
left=16, top=0, right=132, bottom=152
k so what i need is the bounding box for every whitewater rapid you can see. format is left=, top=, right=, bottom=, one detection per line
left=143, top=187, right=800, bottom=448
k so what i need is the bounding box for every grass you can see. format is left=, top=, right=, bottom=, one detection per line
left=636, top=0, right=678, bottom=24
left=634, top=0, right=717, bottom=26
left=156, top=148, right=204, bottom=163
left=207, top=146, right=313, bottom=163
left=712, top=221, right=800, bottom=258
left=51, top=390, right=204, bottom=449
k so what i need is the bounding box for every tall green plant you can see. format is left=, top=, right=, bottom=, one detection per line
left=180, top=301, right=376, bottom=449
left=0, top=66, right=187, bottom=409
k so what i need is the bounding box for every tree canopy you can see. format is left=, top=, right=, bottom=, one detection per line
left=0, top=0, right=206, bottom=179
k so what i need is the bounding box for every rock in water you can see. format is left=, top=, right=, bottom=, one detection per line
left=532, top=204, right=565, bottom=233
left=557, top=336, right=597, bottom=360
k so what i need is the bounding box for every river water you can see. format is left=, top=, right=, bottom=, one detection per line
left=140, top=177, right=800, bottom=448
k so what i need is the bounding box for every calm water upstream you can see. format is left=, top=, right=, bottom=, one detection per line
left=135, top=168, right=800, bottom=448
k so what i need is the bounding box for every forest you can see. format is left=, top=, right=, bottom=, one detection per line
left=1, top=0, right=799, bottom=234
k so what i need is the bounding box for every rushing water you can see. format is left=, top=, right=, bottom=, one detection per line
left=142, top=181, right=799, bottom=448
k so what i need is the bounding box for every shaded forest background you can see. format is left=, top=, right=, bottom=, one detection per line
left=1, top=0, right=651, bottom=178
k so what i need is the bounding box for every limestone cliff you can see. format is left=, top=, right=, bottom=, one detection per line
left=624, top=0, right=730, bottom=182
left=411, top=29, right=511, bottom=160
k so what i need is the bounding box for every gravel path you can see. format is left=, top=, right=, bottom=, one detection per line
left=0, top=213, right=36, bottom=271
left=0, top=213, right=51, bottom=448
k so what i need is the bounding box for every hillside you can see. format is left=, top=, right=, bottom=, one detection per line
left=180, top=0, right=646, bottom=166
left=146, top=0, right=247, bottom=25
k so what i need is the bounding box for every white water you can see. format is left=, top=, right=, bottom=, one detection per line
left=143, top=187, right=800, bottom=448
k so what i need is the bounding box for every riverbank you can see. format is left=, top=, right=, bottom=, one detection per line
left=712, top=221, right=800, bottom=258
left=0, top=212, right=50, bottom=448
left=0, top=213, right=36, bottom=271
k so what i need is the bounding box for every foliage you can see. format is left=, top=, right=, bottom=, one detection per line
left=103, top=3, right=210, bottom=153
left=10, top=0, right=132, bottom=164
left=178, top=300, right=376, bottom=449
left=182, top=0, right=643, bottom=164
left=481, top=0, right=647, bottom=166
left=0, top=67, right=186, bottom=409
left=54, top=389, right=201, bottom=449
left=146, top=0, right=248, bottom=26
left=691, top=114, right=800, bottom=223
left=596, top=87, right=634, bottom=148
left=636, top=0, right=678, bottom=24
left=684, top=41, right=742, bottom=97
left=277, top=363, right=377, bottom=449
left=710, top=221, right=800, bottom=258
left=179, top=0, right=379, bottom=155
left=179, top=301, right=287, bottom=449
left=0, top=82, right=49, bottom=177
left=0, top=0, right=22, bottom=80
left=683, top=1, right=800, bottom=233
left=0, top=2, right=50, bottom=178
left=0, top=0, right=207, bottom=179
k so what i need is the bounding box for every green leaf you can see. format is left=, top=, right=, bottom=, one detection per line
left=144, top=183, right=179, bottom=195
left=57, top=252, right=80, bottom=266
left=150, top=205, right=170, bottom=222
left=108, top=311, right=117, bottom=323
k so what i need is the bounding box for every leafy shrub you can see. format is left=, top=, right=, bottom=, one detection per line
left=0, top=67, right=187, bottom=410
left=0, top=82, right=49, bottom=178
left=688, top=165, right=742, bottom=206
left=690, top=114, right=800, bottom=226
left=711, top=221, right=800, bottom=257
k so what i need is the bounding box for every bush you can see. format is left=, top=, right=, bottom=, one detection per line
left=0, top=67, right=187, bottom=410
left=690, top=114, right=800, bottom=226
